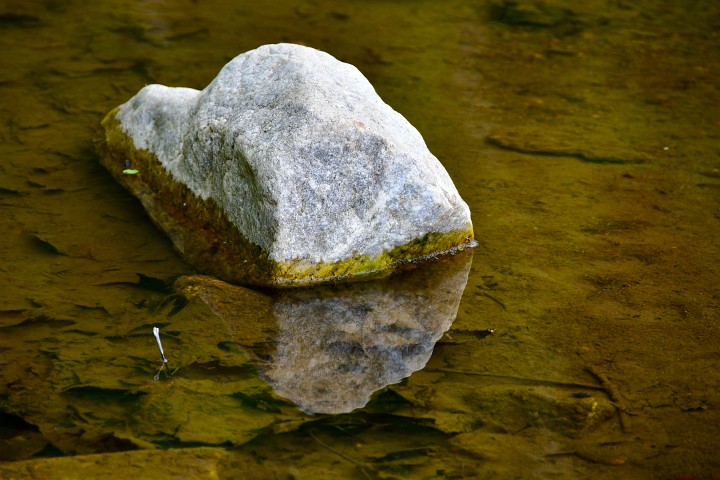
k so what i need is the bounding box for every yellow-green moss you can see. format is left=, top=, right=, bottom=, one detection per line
left=272, top=227, right=475, bottom=286
left=97, top=111, right=475, bottom=287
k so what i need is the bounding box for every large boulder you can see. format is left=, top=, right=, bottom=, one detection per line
left=98, top=43, right=474, bottom=286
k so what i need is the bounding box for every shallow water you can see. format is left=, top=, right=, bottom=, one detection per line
left=1, top=0, right=719, bottom=478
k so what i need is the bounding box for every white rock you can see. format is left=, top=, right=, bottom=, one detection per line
left=101, top=43, right=474, bottom=285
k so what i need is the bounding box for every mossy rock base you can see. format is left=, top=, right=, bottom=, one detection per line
left=97, top=112, right=475, bottom=287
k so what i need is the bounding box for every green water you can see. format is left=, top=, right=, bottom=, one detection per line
left=1, top=0, right=719, bottom=478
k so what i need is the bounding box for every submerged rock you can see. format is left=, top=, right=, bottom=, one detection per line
left=98, top=43, right=474, bottom=286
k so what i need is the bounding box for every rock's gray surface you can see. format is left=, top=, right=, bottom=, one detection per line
left=100, top=43, right=474, bottom=285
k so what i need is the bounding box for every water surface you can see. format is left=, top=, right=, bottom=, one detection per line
left=1, top=0, right=719, bottom=478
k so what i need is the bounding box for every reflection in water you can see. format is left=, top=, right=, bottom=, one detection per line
left=261, top=250, right=473, bottom=414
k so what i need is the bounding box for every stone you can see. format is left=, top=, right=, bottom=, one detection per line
left=97, top=43, right=474, bottom=286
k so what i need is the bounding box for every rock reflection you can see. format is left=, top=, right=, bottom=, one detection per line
left=261, top=250, right=473, bottom=414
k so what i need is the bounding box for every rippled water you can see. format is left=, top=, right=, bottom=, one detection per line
left=1, top=1, right=719, bottom=478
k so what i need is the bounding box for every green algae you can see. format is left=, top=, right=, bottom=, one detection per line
left=272, top=226, right=475, bottom=286
left=98, top=113, right=475, bottom=287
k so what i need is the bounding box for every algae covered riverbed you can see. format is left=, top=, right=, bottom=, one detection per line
left=1, top=0, right=719, bottom=478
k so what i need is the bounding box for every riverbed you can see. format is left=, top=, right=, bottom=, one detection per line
left=1, top=1, right=719, bottom=478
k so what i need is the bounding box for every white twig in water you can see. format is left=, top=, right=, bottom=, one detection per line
left=153, top=326, right=168, bottom=364
left=153, top=327, right=172, bottom=381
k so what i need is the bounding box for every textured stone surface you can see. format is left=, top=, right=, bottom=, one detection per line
left=98, top=43, right=474, bottom=286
